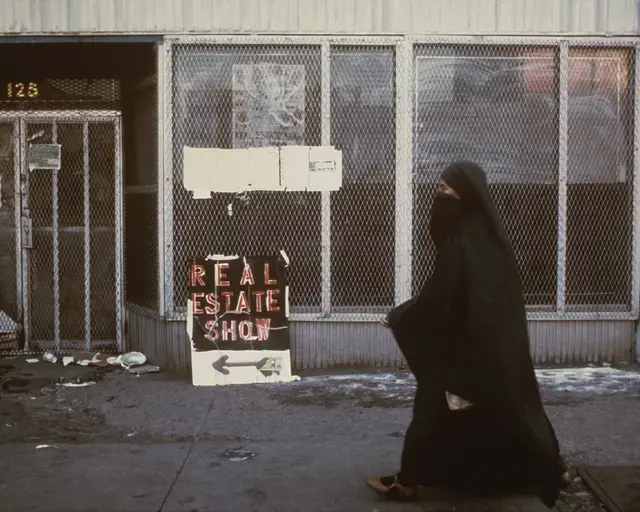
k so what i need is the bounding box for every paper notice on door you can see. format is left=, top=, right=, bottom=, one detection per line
left=308, top=146, right=342, bottom=191
left=28, top=144, right=61, bottom=170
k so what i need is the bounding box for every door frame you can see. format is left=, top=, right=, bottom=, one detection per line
left=0, top=110, right=124, bottom=352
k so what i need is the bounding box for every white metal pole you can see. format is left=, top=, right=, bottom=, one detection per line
left=52, top=122, right=61, bottom=349
left=157, top=42, right=167, bottom=317
left=83, top=121, right=91, bottom=350
left=320, top=41, right=331, bottom=317
left=163, top=42, right=175, bottom=318
left=395, top=39, right=413, bottom=305
left=556, top=41, right=569, bottom=315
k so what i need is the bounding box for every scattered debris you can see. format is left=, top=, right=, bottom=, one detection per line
left=218, top=447, right=257, bottom=462
left=107, top=355, right=122, bottom=365
left=42, top=352, right=58, bottom=364
left=25, top=358, right=39, bottom=364
left=120, top=352, right=147, bottom=368
left=602, top=361, right=612, bottom=367
left=57, top=381, right=96, bottom=388
left=127, top=364, right=161, bottom=375
left=0, top=311, right=19, bottom=346
left=56, top=376, right=97, bottom=388
left=36, top=444, right=56, bottom=450
left=62, top=357, right=74, bottom=367
left=72, top=351, right=109, bottom=362
left=127, top=432, right=137, bottom=437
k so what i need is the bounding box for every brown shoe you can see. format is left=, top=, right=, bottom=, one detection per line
left=364, top=475, right=418, bottom=502
left=523, top=470, right=573, bottom=494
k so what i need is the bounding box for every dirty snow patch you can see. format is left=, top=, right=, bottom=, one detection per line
left=535, top=367, right=640, bottom=394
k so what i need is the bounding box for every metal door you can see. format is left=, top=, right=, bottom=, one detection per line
left=0, top=112, right=123, bottom=353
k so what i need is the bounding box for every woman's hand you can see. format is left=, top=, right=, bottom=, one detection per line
left=380, top=317, right=389, bottom=328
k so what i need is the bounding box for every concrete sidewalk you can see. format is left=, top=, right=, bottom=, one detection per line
left=2, top=362, right=638, bottom=511
left=0, top=441, right=577, bottom=512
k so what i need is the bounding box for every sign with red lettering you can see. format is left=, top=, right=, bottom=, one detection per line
left=187, top=254, right=289, bottom=352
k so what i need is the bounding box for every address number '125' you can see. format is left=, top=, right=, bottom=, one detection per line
left=7, top=82, right=39, bottom=99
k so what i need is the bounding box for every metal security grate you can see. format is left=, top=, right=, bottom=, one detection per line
left=0, top=120, right=19, bottom=350
left=0, top=111, right=123, bottom=355
left=412, top=45, right=560, bottom=308
left=124, top=79, right=159, bottom=311
left=566, top=47, right=634, bottom=311
left=164, top=37, right=639, bottom=321
left=330, top=47, right=396, bottom=312
left=170, top=44, right=323, bottom=314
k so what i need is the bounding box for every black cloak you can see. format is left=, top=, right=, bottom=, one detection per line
left=387, top=161, right=566, bottom=508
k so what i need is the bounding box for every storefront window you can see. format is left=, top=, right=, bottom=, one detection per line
left=330, top=48, right=396, bottom=310
left=172, top=45, right=322, bottom=311
left=567, top=48, right=633, bottom=309
left=412, top=45, right=559, bottom=307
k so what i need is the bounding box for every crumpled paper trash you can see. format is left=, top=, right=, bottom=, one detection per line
left=118, top=352, right=147, bottom=368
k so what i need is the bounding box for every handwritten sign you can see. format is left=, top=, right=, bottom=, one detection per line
left=187, top=253, right=294, bottom=386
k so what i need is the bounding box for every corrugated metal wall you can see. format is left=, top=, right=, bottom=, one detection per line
left=127, top=306, right=634, bottom=372
left=0, top=0, right=638, bottom=36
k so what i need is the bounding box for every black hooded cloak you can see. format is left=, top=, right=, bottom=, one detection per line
left=387, top=161, right=566, bottom=508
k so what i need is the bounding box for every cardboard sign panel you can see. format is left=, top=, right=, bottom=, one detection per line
left=187, top=253, right=296, bottom=386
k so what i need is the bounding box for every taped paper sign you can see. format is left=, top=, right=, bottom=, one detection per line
left=183, top=146, right=280, bottom=194
left=308, top=146, right=343, bottom=192
left=183, top=145, right=342, bottom=196
left=187, top=252, right=296, bottom=386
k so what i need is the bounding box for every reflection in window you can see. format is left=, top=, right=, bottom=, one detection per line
left=412, top=46, right=559, bottom=307
left=330, top=48, right=396, bottom=310
left=567, top=48, right=633, bottom=309
left=172, top=45, right=322, bottom=311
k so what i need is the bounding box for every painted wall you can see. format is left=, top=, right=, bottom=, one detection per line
left=0, top=0, right=638, bottom=36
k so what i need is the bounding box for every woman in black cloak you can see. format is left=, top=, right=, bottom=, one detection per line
left=365, top=161, right=570, bottom=509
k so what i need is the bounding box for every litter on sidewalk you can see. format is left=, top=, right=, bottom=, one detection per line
left=42, top=352, right=57, bottom=364
left=218, top=448, right=258, bottom=463
left=127, top=364, right=161, bottom=375
left=56, top=376, right=97, bottom=388
left=120, top=352, right=147, bottom=368
left=57, top=380, right=96, bottom=388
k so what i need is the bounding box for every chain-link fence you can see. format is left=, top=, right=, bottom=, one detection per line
left=164, top=38, right=639, bottom=321
left=24, top=117, right=123, bottom=353
left=0, top=120, right=19, bottom=350
left=413, top=44, right=561, bottom=308
left=330, top=47, right=396, bottom=312
left=124, top=77, right=160, bottom=312
left=0, top=75, right=124, bottom=353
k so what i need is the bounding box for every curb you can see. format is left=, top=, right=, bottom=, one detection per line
left=578, top=467, right=622, bottom=512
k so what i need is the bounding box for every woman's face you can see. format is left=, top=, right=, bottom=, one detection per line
left=436, top=180, right=460, bottom=199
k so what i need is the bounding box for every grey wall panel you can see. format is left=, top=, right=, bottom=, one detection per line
left=126, top=305, right=635, bottom=372
left=1, top=0, right=638, bottom=36
left=528, top=320, right=635, bottom=363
